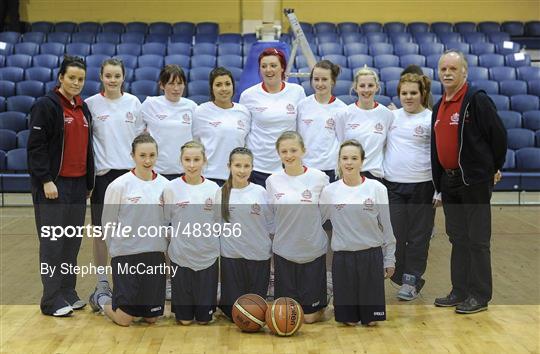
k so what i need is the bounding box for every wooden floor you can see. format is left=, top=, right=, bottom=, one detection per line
left=1, top=205, right=539, bottom=353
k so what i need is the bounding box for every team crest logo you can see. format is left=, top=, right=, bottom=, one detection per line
left=301, top=189, right=313, bottom=203
left=253, top=107, right=268, bottom=112
left=450, top=113, right=459, bottom=125
left=302, top=119, right=314, bottom=125
left=125, top=112, right=135, bottom=123
left=127, top=196, right=141, bottom=204
left=274, top=192, right=285, bottom=200
left=286, top=104, right=295, bottom=113
left=250, top=203, right=261, bottom=215
left=182, top=114, right=191, bottom=124
left=176, top=201, right=189, bottom=208
left=237, top=120, right=245, bottom=129
left=363, top=198, right=374, bottom=210
left=64, top=116, right=74, bottom=124
left=209, top=121, right=222, bottom=127
left=335, top=203, right=346, bottom=210
left=325, top=118, right=335, bottom=130
left=415, top=125, right=424, bottom=135
left=204, top=198, right=213, bottom=211
left=156, top=114, right=167, bottom=120
left=97, top=114, right=109, bottom=121
left=374, top=123, right=384, bottom=133
left=347, top=123, right=360, bottom=130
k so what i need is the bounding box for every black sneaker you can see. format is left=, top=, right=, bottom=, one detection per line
left=455, top=296, right=488, bottom=314
left=434, top=292, right=467, bottom=307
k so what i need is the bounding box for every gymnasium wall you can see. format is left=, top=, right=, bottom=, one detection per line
left=19, top=0, right=540, bottom=32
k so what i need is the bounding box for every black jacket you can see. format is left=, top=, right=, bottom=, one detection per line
left=27, top=91, right=95, bottom=191
left=431, top=86, right=507, bottom=192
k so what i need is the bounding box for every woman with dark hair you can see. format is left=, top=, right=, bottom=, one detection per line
left=86, top=58, right=145, bottom=311
left=239, top=48, right=306, bottom=187
left=192, top=67, right=251, bottom=186
left=141, top=64, right=197, bottom=180
left=28, top=55, right=95, bottom=317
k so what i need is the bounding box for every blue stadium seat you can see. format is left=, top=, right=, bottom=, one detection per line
left=117, top=43, right=142, bottom=56
left=46, top=32, right=70, bottom=44
left=478, top=21, right=501, bottom=33
left=496, top=149, right=520, bottom=190
left=142, top=42, right=166, bottom=56
left=0, top=43, right=13, bottom=56
left=338, top=22, right=359, bottom=34
left=464, top=54, right=479, bottom=66
left=425, top=54, right=441, bottom=69
left=421, top=67, right=434, bottom=79
left=495, top=41, right=520, bottom=55
left=344, top=43, right=368, bottom=56
left=217, top=33, right=242, bottom=44
left=130, top=80, right=158, bottom=97
left=414, top=32, right=437, bottom=44
left=361, top=22, right=383, bottom=33
left=167, top=42, right=191, bottom=56
left=374, top=55, right=399, bottom=68
left=380, top=67, right=403, bottom=81
left=384, top=22, right=406, bottom=33
left=164, top=54, right=191, bottom=68
left=40, top=42, right=65, bottom=56
left=385, top=80, right=399, bottom=97
left=471, top=80, right=499, bottom=94
left=6, top=54, right=32, bottom=69
left=498, top=110, right=522, bottom=129
left=16, top=130, right=29, bottom=148
left=317, top=33, right=340, bottom=44
left=369, top=43, right=393, bottom=56
left=507, top=128, right=535, bottom=149
left=115, top=54, right=137, bottom=69
left=173, top=22, right=195, bottom=35
left=5, top=147, right=27, bottom=169
left=0, top=112, right=27, bottom=132
left=84, top=67, right=99, bottom=81
left=187, top=95, right=209, bottom=105
left=120, top=32, right=145, bottom=45
left=445, top=42, right=470, bottom=54
left=314, top=22, right=337, bottom=34
left=321, top=55, right=347, bottom=68
left=499, top=80, right=528, bottom=96
left=66, top=42, right=91, bottom=57
left=187, top=80, right=209, bottom=96
left=81, top=80, right=100, bottom=97
left=21, top=32, right=46, bottom=44
left=419, top=43, right=444, bottom=56
left=191, top=54, right=216, bottom=68
left=196, top=22, right=219, bottom=35
left=78, top=22, right=101, bottom=33
left=301, top=81, right=315, bottom=96
left=365, top=32, right=388, bottom=44
left=438, top=32, right=462, bottom=44
left=537, top=131, right=540, bottom=147
left=193, top=43, right=217, bottom=56
left=407, top=22, right=429, bottom=34
left=125, top=22, right=148, bottom=34
left=0, top=97, right=4, bottom=112
left=337, top=95, right=356, bottom=105
left=145, top=34, right=168, bottom=44
left=134, top=67, right=160, bottom=81
left=462, top=32, right=486, bottom=44
left=501, top=21, right=525, bottom=36
left=517, top=66, right=540, bottom=81
left=332, top=80, right=352, bottom=96
left=0, top=81, right=16, bottom=96
left=86, top=54, right=110, bottom=68
left=170, top=34, right=193, bottom=44
left=524, top=21, right=540, bottom=36
left=488, top=94, right=510, bottom=110
left=505, top=53, right=531, bottom=67
left=138, top=54, right=164, bottom=68
left=488, top=32, right=511, bottom=44
left=16, top=80, right=44, bottom=98
left=91, top=42, right=116, bottom=56
left=148, top=22, right=171, bottom=35
left=0, top=149, right=5, bottom=170
left=0, top=129, right=16, bottom=150
left=2, top=149, right=31, bottom=192
left=45, top=80, right=57, bottom=92
left=228, top=67, right=242, bottom=81
left=511, top=94, right=539, bottom=113
left=7, top=96, right=35, bottom=114
left=479, top=53, right=505, bottom=68
left=489, top=66, right=516, bottom=81
left=54, top=21, right=77, bottom=33
left=31, top=21, right=54, bottom=33
left=432, top=94, right=442, bottom=103
left=102, top=22, right=125, bottom=34
left=242, top=33, right=257, bottom=46
left=189, top=67, right=213, bottom=81
left=96, top=32, right=121, bottom=44
left=218, top=43, right=241, bottom=56
left=0, top=31, right=20, bottom=43
left=71, top=32, right=95, bottom=44
left=389, top=32, right=413, bottom=44
left=319, top=43, right=343, bottom=56
left=217, top=55, right=243, bottom=68
left=394, top=42, right=419, bottom=56
left=342, top=33, right=365, bottom=44
left=529, top=80, right=540, bottom=97
left=431, top=80, right=442, bottom=94
left=431, top=22, right=453, bottom=34
left=523, top=111, right=540, bottom=131
left=24, top=67, right=51, bottom=82
left=375, top=95, right=392, bottom=106
left=0, top=67, right=24, bottom=82
left=337, top=67, right=353, bottom=81
left=516, top=148, right=540, bottom=190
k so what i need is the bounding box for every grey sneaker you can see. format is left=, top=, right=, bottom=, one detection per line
left=89, top=281, right=112, bottom=312
left=397, top=274, right=419, bottom=301
left=71, top=299, right=86, bottom=310
left=53, top=305, right=73, bottom=317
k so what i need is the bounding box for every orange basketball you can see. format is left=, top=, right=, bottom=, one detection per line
left=265, top=297, right=304, bottom=336
left=231, top=293, right=268, bottom=332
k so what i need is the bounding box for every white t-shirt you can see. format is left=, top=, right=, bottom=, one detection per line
left=85, top=93, right=144, bottom=175
left=383, top=108, right=433, bottom=183
left=215, top=183, right=273, bottom=260
left=297, top=95, right=346, bottom=171
left=192, top=102, right=251, bottom=180
left=141, top=96, right=197, bottom=174
left=335, top=103, right=394, bottom=178
left=240, top=82, right=306, bottom=174
left=163, top=177, right=220, bottom=271
left=266, top=167, right=329, bottom=263
left=319, top=178, right=396, bottom=268
left=102, top=171, right=169, bottom=258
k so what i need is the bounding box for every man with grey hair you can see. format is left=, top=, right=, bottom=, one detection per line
left=431, top=50, right=507, bottom=314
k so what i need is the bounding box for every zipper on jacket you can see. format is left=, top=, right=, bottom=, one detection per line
left=458, top=102, right=469, bottom=186
left=55, top=119, right=65, bottom=182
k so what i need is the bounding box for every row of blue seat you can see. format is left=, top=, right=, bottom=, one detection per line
left=14, top=22, right=220, bottom=35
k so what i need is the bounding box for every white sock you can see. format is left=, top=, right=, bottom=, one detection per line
left=97, top=274, right=108, bottom=283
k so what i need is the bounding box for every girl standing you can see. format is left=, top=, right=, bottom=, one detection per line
left=192, top=67, right=251, bottom=186
left=163, top=141, right=220, bottom=325
left=320, top=140, right=396, bottom=326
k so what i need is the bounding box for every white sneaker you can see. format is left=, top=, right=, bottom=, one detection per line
left=71, top=299, right=86, bottom=310
left=166, top=278, right=172, bottom=301
left=53, top=305, right=73, bottom=317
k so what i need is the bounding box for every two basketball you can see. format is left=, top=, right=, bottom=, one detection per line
left=265, top=297, right=304, bottom=336
left=231, top=294, right=268, bottom=332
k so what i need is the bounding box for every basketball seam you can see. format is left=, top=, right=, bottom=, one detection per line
left=234, top=302, right=265, bottom=327
left=291, top=302, right=302, bottom=334
left=270, top=302, right=285, bottom=336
